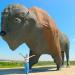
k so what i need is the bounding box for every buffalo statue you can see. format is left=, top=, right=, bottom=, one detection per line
left=0, top=4, right=63, bottom=70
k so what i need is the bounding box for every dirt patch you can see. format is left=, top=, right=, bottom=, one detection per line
left=0, top=66, right=75, bottom=75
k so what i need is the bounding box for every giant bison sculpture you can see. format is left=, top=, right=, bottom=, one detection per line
left=0, top=4, right=64, bottom=70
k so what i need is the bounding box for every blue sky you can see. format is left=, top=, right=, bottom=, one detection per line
left=0, top=0, right=75, bottom=61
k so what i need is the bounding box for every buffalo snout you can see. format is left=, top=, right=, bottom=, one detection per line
left=0, top=31, right=6, bottom=36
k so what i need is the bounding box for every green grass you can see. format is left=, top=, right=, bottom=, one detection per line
left=70, top=61, right=75, bottom=65
left=34, top=61, right=75, bottom=66
left=0, top=61, right=23, bottom=68
left=34, top=61, right=55, bottom=66
left=0, top=61, right=75, bottom=68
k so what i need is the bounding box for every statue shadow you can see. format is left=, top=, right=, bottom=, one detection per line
left=0, top=68, right=24, bottom=75
left=0, top=66, right=57, bottom=75
left=31, top=66, right=57, bottom=73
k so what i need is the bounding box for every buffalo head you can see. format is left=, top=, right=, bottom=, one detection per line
left=0, top=4, right=36, bottom=50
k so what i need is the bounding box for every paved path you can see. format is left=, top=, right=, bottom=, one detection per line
left=0, top=66, right=75, bottom=75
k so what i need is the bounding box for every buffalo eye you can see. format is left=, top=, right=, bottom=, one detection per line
left=14, top=17, right=21, bottom=24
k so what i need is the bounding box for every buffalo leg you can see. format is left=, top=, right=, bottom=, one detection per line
left=64, top=42, right=70, bottom=67
left=61, top=51, right=64, bottom=66
left=65, top=47, right=69, bottom=67
left=52, top=53, right=62, bottom=70
left=29, top=51, right=40, bottom=69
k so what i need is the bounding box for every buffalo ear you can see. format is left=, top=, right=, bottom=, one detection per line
left=26, top=11, right=29, bottom=16
left=24, top=11, right=29, bottom=17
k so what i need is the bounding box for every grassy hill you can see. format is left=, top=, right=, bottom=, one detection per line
left=0, top=61, right=75, bottom=68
